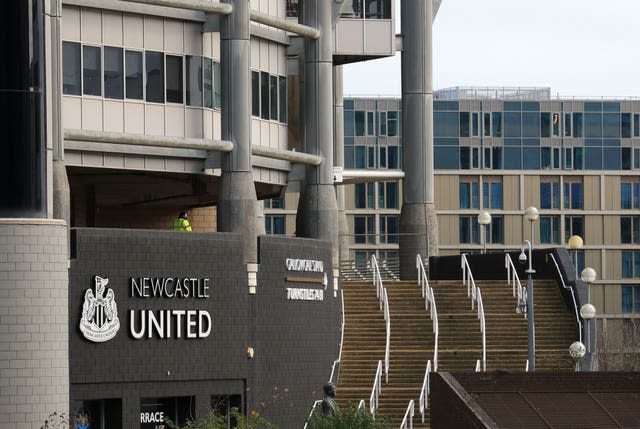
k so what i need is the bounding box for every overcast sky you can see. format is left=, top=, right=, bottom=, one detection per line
left=344, top=0, right=640, bottom=97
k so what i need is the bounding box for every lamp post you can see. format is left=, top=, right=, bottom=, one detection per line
left=580, top=267, right=597, bottom=371
left=567, top=235, right=584, bottom=278
left=477, top=211, right=492, bottom=254
left=519, top=240, right=536, bottom=371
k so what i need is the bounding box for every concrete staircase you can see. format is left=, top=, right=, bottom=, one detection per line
left=336, top=277, right=578, bottom=428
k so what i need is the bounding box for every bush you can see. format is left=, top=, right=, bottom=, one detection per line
left=305, top=403, right=390, bottom=429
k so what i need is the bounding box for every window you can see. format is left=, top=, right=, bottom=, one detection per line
left=213, top=61, right=221, bottom=109
left=62, top=41, right=81, bottom=95
left=483, top=112, right=491, bottom=136
left=460, top=146, right=480, bottom=169
left=354, top=216, right=375, bottom=244
left=379, top=111, right=387, bottom=136
left=459, top=181, right=479, bottom=209
left=483, top=147, right=503, bottom=169
left=552, top=113, right=561, bottom=137
left=165, top=55, right=183, bottom=104
left=563, top=181, right=583, bottom=209
left=564, top=147, right=584, bottom=170
left=572, top=112, right=583, bottom=138
left=70, top=398, right=121, bottom=429
left=378, top=182, right=398, bottom=209
left=622, top=113, right=632, bottom=138
left=459, top=216, right=479, bottom=244
left=621, top=251, right=640, bottom=279
left=140, top=396, right=194, bottom=429
left=185, top=56, right=202, bottom=107
left=82, top=45, right=101, bottom=96
left=634, top=114, right=640, bottom=137
left=103, top=46, right=123, bottom=99
left=621, top=182, right=640, bottom=209
left=622, top=286, right=640, bottom=313
left=367, top=111, right=375, bottom=135
left=269, top=75, right=278, bottom=120
left=251, top=70, right=260, bottom=116
left=621, top=216, right=640, bottom=244
left=471, top=112, right=480, bottom=136
left=564, top=113, right=572, bottom=137
left=380, top=215, right=399, bottom=243
left=564, top=216, right=584, bottom=242
left=387, top=111, right=398, bottom=136
left=540, top=112, right=551, bottom=137
left=540, top=181, right=560, bottom=209
left=355, top=183, right=375, bottom=208
left=365, top=0, right=391, bottom=19
left=487, top=215, right=504, bottom=244
left=145, top=51, right=164, bottom=103
left=279, top=76, right=287, bottom=123
left=265, top=215, right=285, bottom=235
left=540, top=216, right=560, bottom=244
left=483, top=181, right=502, bottom=209
left=355, top=111, right=366, bottom=136
left=260, top=71, right=269, bottom=119
left=541, top=147, right=561, bottom=169
left=125, top=50, right=143, bottom=99
left=263, top=197, right=284, bottom=209
left=459, top=112, right=470, bottom=137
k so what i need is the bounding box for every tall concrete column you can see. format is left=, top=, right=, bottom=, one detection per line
left=218, top=0, right=258, bottom=264
left=399, top=0, right=439, bottom=279
left=296, top=0, right=339, bottom=268
left=333, top=66, right=349, bottom=265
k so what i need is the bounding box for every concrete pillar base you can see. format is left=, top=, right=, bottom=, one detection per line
left=218, top=171, right=258, bottom=263
left=296, top=183, right=339, bottom=268
left=399, top=202, right=439, bottom=279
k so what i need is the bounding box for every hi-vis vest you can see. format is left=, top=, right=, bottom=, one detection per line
left=171, top=218, right=192, bottom=231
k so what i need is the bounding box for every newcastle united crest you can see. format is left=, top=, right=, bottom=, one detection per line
left=80, top=276, right=120, bottom=342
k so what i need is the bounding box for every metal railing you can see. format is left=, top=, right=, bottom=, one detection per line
left=417, top=254, right=439, bottom=370
left=461, top=254, right=487, bottom=372
left=369, top=360, right=383, bottom=418
left=418, top=360, right=432, bottom=424
left=303, top=400, right=322, bottom=429
left=400, top=400, right=415, bottom=429
left=329, top=289, right=345, bottom=385
left=357, top=399, right=367, bottom=413
left=549, top=253, right=583, bottom=343
left=505, top=253, right=527, bottom=312
left=371, top=255, right=390, bottom=383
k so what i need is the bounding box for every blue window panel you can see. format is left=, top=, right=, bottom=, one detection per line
left=355, top=146, right=366, bottom=168
left=460, top=147, right=470, bottom=169
left=585, top=139, right=601, bottom=146
left=521, top=102, right=539, bottom=111
left=344, top=147, right=354, bottom=168
left=622, top=147, right=632, bottom=170
left=574, top=147, right=584, bottom=170
left=585, top=147, right=603, bottom=170
left=491, top=216, right=504, bottom=243
left=504, top=112, right=522, bottom=137
left=603, top=139, right=620, bottom=147
left=584, top=102, right=602, bottom=112
left=541, top=147, right=551, bottom=169
left=386, top=182, right=398, bottom=208
left=434, top=147, right=460, bottom=169
left=621, top=183, right=632, bottom=209
left=603, top=102, right=620, bottom=112
left=355, top=183, right=366, bottom=208
left=344, top=99, right=354, bottom=110
left=459, top=216, right=479, bottom=244
left=540, top=112, right=551, bottom=137
left=504, top=102, right=521, bottom=111
left=603, top=113, right=621, bottom=138
left=636, top=287, right=640, bottom=313
left=540, top=216, right=559, bottom=244
left=522, top=112, right=540, bottom=137
left=622, top=286, right=633, bottom=313
left=540, top=183, right=551, bottom=209
left=621, top=217, right=632, bottom=243
left=573, top=113, right=584, bottom=138
left=273, top=216, right=285, bottom=234
left=434, top=101, right=459, bottom=111
left=635, top=183, right=640, bottom=209
left=492, top=147, right=503, bottom=170
left=434, top=112, right=460, bottom=137
left=344, top=137, right=354, bottom=146
left=636, top=251, right=640, bottom=276
left=459, top=112, right=470, bottom=137
left=355, top=111, right=365, bottom=136
left=491, top=183, right=503, bottom=209
left=344, top=111, right=355, bottom=136
left=622, top=113, right=632, bottom=138
left=523, top=147, right=540, bottom=169
left=434, top=138, right=459, bottom=146
left=603, top=148, right=621, bottom=170
left=504, top=138, right=522, bottom=146
left=492, top=112, right=502, bottom=137
left=622, top=251, right=633, bottom=278
left=584, top=113, right=602, bottom=138
left=523, top=138, right=540, bottom=146
left=388, top=146, right=399, bottom=169
left=503, top=147, right=521, bottom=169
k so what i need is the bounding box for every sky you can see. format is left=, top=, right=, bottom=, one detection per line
left=344, top=0, right=640, bottom=98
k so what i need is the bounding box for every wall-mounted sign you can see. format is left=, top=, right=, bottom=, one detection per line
left=80, top=276, right=121, bottom=342
left=286, top=288, right=324, bottom=301
left=285, top=258, right=324, bottom=273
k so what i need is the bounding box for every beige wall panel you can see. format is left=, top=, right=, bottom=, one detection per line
left=607, top=250, right=621, bottom=281
left=439, top=249, right=460, bottom=257
left=165, top=106, right=185, bottom=137
left=144, top=104, right=165, bottom=135
left=185, top=108, right=203, bottom=138
left=268, top=0, right=279, bottom=17
left=604, top=284, right=621, bottom=314
left=251, top=119, right=260, bottom=148
left=81, top=99, right=103, bottom=131
left=211, top=32, right=220, bottom=59
left=504, top=175, right=520, bottom=210
left=144, top=16, right=164, bottom=51
left=212, top=111, right=221, bottom=140
left=104, top=153, right=125, bottom=168
left=184, top=22, right=202, bottom=55
left=202, top=32, right=213, bottom=59
left=63, top=97, right=82, bottom=129
left=250, top=38, right=260, bottom=69
left=250, top=0, right=259, bottom=10
left=584, top=249, right=601, bottom=278
left=278, top=45, right=286, bottom=76
left=81, top=9, right=102, bottom=44
left=268, top=43, right=278, bottom=74
left=269, top=122, right=279, bottom=148
left=278, top=123, right=287, bottom=150
left=504, top=215, right=523, bottom=245
left=62, top=6, right=81, bottom=41
left=82, top=152, right=103, bottom=167
left=124, top=154, right=145, bottom=169
left=124, top=14, right=144, bottom=48
left=103, top=100, right=124, bottom=133
left=523, top=175, right=539, bottom=209
left=363, top=21, right=393, bottom=54
left=164, top=20, right=184, bottom=53
left=165, top=158, right=186, bottom=172
left=260, top=120, right=270, bottom=147
left=285, top=214, right=296, bottom=235
left=344, top=184, right=355, bottom=210
left=145, top=156, right=166, bottom=171
left=603, top=216, right=619, bottom=245
left=591, top=284, right=604, bottom=313
left=583, top=176, right=600, bottom=210
left=435, top=175, right=457, bottom=210
left=259, top=40, right=269, bottom=70
left=203, top=110, right=213, bottom=139
left=124, top=102, right=145, bottom=134
left=102, top=10, right=123, bottom=46
left=438, top=215, right=457, bottom=245
left=184, top=159, right=202, bottom=173
left=335, top=21, right=364, bottom=54
left=584, top=215, right=603, bottom=245
left=605, top=176, right=620, bottom=211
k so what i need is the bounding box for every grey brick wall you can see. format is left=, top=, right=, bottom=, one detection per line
left=0, top=220, right=69, bottom=429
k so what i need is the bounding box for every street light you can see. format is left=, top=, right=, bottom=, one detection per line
left=580, top=267, right=597, bottom=371
left=477, top=211, right=492, bottom=254
left=525, top=206, right=539, bottom=242
left=519, top=240, right=536, bottom=371
left=567, top=235, right=584, bottom=278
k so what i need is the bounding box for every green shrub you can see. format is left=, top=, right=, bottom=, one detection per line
left=305, top=403, right=390, bottom=429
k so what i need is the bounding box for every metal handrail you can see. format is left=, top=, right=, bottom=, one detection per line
left=461, top=254, right=487, bottom=372
left=525, top=359, right=529, bottom=372
left=302, top=400, right=322, bottom=429
left=505, top=253, right=526, bottom=308
left=549, top=253, right=583, bottom=343
left=328, top=289, right=345, bottom=385
left=369, top=360, right=382, bottom=418
left=475, top=360, right=481, bottom=372
left=417, top=254, right=439, bottom=370
left=400, top=400, right=415, bottom=429
left=418, top=360, right=432, bottom=424
left=372, top=255, right=391, bottom=383
left=357, top=399, right=367, bottom=413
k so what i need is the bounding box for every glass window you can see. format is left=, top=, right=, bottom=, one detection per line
left=140, top=397, right=194, bottom=429
left=213, top=61, right=221, bottom=109
left=388, top=146, right=399, bottom=169
left=380, top=215, right=399, bottom=243
left=522, top=112, right=540, bottom=137
left=62, top=41, right=81, bottom=95
left=603, top=147, right=621, bottom=170
left=483, top=112, right=491, bottom=137
left=354, top=215, right=375, bottom=244
left=523, top=147, right=540, bottom=169
left=355, top=146, right=365, bottom=168
left=355, top=111, right=365, bottom=136
left=584, top=113, right=602, bottom=138
left=251, top=70, right=259, bottom=116
left=186, top=55, right=202, bottom=107
left=621, top=286, right=640, bottom=313
left=621, top=182, right=640, bottom=209
left=384, top=181, right=398, bottom=208
left=503, top=147, right=521, bottom=170
left=621, top=251, right=640, bottom=279
left=435, top=112, right=459, bottom=137
left=572, top=113, right=583, bottom=137
left=203, top=58, right=212, bottom=108
left=472, top=112, right=480, bottom=136
left=489, top=216, right=504, bottom=244
left=459, top=181, right=479, bottom=209
left=380, top=147, right=387, bottom=168
left=492, top=112, right=502, bottom=137
left=70, top=398, right=122, bottom=429
left=621, top=216, right=640, bottom=244
left=344, top=110, right=355, bottom=137
left=552, top=113, right=561, bottom=137
left=564, top=216, right=584, bottom=242
left=459, top=112, right=470, bottom=137
left=622, top=147, right=632, bottom=170
left=564, top=113, right=572, bottom=137
left=367, top=147, right=375, bottom=168
left=269, top=75, right=278, bottom=120
left=504, top=112, right=521, bottom=137
left=459, top=216, right=479, bottom=244
left=165, top=55, right=183, bottom=103
left=634, top=114, right=640, bottom=137
left=260, top=71, right=269, bottom=119
left=460, top=146, right=470, bottom=170
left=82, top=45, right=101, bottom=96
left=540, top=112, right=551, bottom=137
left=265, top=215, right=285, bottom=234
left=263, top=197, right=284, bottom=208
left=540, top=181, right=560, bottom=209
left=279, top=76, right=287, bottom=123
left=540, top=216, right=560, bottom=244
left=434, top=147, right=459, bottom=169
left=621, top=113, right=632, bottom=138
left=103, top=46, right=123, bottom=99
left=563, top=181, right=583, bottom=209
left=367, top=111, right=375, bottom=135
left=379, top=111, right=387, bottom=136
left=602, top=113, right=621, bottom=138
left=125, top=50, right=143, bottom=100
left=387, top=111, right=398, bottom=136
left=492, top=147, right=503, bottom=169
left=145, top=51, right=164, bottom=103
left=483, top=181, right=502, bottom=209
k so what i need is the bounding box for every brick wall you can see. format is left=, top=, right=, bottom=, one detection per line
left=0, top=220, right=69, bottom=428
